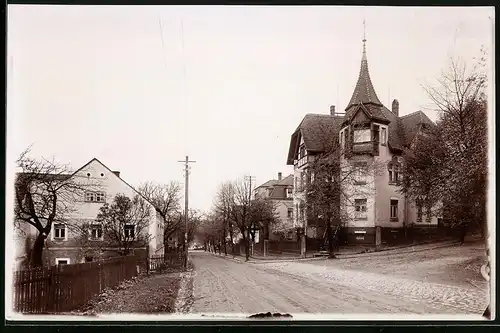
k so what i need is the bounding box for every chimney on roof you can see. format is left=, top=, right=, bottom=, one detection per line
left=330, top=105, right=336, bottom=116
left=278, top=172, right=282, bottom=181
left=392, top=99, right=399, bottom=117
left=112, top=171, right=120, bottom=178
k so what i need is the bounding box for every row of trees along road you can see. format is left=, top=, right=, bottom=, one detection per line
left=195, top=179, right=279, bottom=261
left=14, top=148, right=191, bottom=268
left=400, top=48, right=489, bottom=243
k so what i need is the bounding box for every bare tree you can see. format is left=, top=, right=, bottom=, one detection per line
left=213, top=179, right=277, bottom=261
left=137, top=181, right=182, bottom=254
left=14, top=148, right=100, bottom=268
left=93, top=194, right=152, bottom=256
left=213, top=182, right=238, bottom=254
left=248, top=198, right=279, bottom=244
left=303, top=124, right=383, bottom=257
left=195, top=212, right=223, bottom=254
left=402, top=48, right=488, bottom=242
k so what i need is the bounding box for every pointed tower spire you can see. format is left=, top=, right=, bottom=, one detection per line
left=345, top=20, right=383, bottom=111
left=362, top=19, right=367, bottom=61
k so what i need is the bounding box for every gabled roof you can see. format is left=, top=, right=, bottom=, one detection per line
left=74, top=158, right=155, bottom=207
left=276, top=174, right=293, bottom=186
left=344, top=103, right=389, bottom=126
left=16, top=158, right=155, bottom=208
left=255, top=179, right=278, bottom=190
left=287, top=114, right=344, bottom=165
left=399, top=111, right=435, bottom=146
left=256, top=174, right=294, bottom=200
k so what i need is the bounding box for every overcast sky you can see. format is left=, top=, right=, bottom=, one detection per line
left=7, top=5, right=494, bottom=213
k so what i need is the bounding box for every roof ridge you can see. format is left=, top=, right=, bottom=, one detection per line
left=399, top=110, right=424, bottom=119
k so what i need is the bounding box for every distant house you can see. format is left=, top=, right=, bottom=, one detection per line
left=14, top=158, right=163, bottom=269
left=286, top=37, right=440, bottom=246
left=254, top=172, right=295, bottom=241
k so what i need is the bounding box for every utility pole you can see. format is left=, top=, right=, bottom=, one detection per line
left=178, top=156, right=196, bottom=268
left=244, top=175, right=256, bottom=256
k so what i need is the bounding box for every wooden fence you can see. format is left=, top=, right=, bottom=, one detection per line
left=13, top=252, right=188, bottom=314
left=148, top=252, right=186, bottom=273
left=13, top=255, right=141, bottom=314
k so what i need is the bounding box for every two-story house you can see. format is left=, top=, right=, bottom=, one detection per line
left=14, top=158, right=163, bottom=268
left=254, top=172, right=295, bottom=241
left=286, top=36, right=439, bottom=246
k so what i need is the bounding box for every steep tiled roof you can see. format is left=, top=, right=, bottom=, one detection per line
left=379, top=106, right=405, bottom=150
left=287, top=39, right=435, bottom=161
left=255, top=175, right=293, bottom=200
left=345, top=42, right=383, bottom=111
left=399, top=111, right=435, bottom=146
left=276, top=174, right=293, bottom=186
left=286, top=114, right=344, bottom=165
left=254, top=179, right=278, bottom=190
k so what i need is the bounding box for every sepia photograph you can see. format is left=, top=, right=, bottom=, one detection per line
left=5, top=5, right=495, bottom=321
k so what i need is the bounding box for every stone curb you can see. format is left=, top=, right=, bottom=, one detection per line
left=335, top=241, right=462, bottom=259
left=203, top=240, right=463, bottom=263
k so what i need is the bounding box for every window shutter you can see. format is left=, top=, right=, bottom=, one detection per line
left=373, top=124, right=380, bottom=156
left=344, top=129, right=348, bottom=151
left=348, top=126, right=354, bottom=156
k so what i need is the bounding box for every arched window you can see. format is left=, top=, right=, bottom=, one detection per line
left=387, top=156, right=402, bottom=184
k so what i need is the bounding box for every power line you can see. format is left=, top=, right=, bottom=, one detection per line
left=180, top=18, right=189, bottom=153
left=157, top=15, right=168, bottom=73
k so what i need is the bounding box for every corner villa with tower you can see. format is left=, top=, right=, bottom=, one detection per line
left=286, top=30, right=440, bottom=246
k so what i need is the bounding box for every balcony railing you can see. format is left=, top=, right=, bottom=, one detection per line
left=352, top=142, right=373, bottom=154
left=294, top=155, right=316, bottom=168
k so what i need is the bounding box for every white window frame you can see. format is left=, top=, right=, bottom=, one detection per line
left=286, top=188, right=293, bottom=197
left=354, top=162, right=368, bottom=185
left=339, top=130, right=344, bottom=149
left=85, top=191, right=106, bottom=203
left=354, top=199, right=368, bottom=219
left=89, top=223, right=104, bottom=240
left=124, top=224, right=136, bottom=239
left=53, top=223, right=67, bottom=241
left=55, top=258, right=70, bottom=266
left=287, top=208, right=293, bottom=219
left=354, top=129, right=371, bottom=143
left=381, top=127, right=387, bottom=145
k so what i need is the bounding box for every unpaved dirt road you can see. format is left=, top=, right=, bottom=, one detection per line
left=191, top=251, right=489, bottom=315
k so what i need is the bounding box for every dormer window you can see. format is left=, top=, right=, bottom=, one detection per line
left=354, top=129, right=371, bottom=143
left=286, top=188, right=293, bottom=198
left=298, top=145, right=306, bottom=159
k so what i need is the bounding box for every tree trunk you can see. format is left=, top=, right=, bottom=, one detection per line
left=30, top=232, right=46, bottom=268
left=223, top=235, right=227, bottom=256
left=242, top=234, right=250, bottom=261
left=326, top=220, right=335, bottom=258
left=460, top=223, right=467, bottom=244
